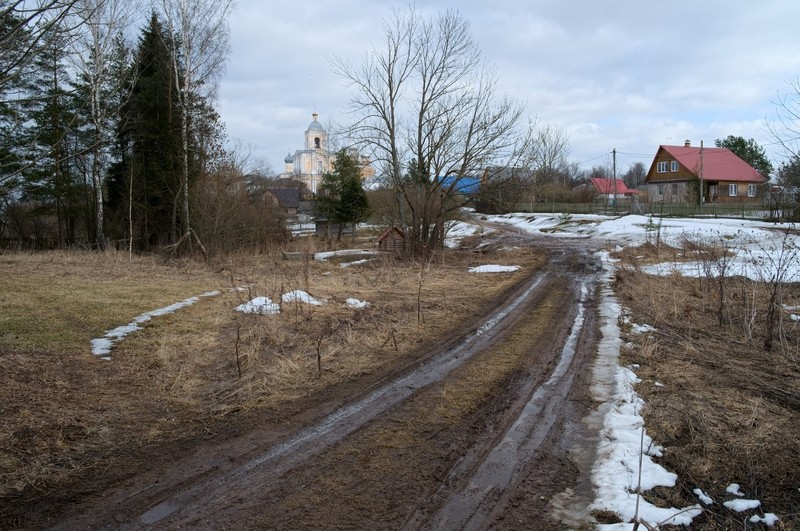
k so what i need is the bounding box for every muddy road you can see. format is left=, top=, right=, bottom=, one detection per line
left=55, top=234, right=604, bottom=530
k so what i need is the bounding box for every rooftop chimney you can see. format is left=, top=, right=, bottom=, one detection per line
left=684, top=140, right=691, bottom=147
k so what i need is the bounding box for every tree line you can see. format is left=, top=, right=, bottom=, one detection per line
left=6, top=3, right=800, bottom=258
left=0, top=0, right=286, bottom=255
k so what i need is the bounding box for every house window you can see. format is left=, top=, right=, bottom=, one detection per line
left=657, top=161, right=668, bottom=173
left=729, top=183, right=738, bottom=197
left=748, top=184, right=757, bottom=197
left=671, top=183, right=678, bottom=195
left=657, top=184, right=665, bottom=197
left=671, top=161, right=679, bottom=172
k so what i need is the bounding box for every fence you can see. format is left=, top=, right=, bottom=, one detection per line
left=511, top=200, right=783, bottom=221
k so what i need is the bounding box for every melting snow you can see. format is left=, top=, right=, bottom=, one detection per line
left=726, top=483, right=745, bottom=496
left=345, top=298, right=370, bottom=309
left=236, top=296, right=280, bottom=315
left=694, top=488, right=714, bottom=505
left=90, top=291, right=220, bottom=359
left=724, top=498, right=761, bottom=512
left=631, top=323, right=655, bottom=334
left=750, top=513, right=780, bottom=526
left=469, top=264, right=520, bottom=273
left=282, top=290, right=324, bottom=305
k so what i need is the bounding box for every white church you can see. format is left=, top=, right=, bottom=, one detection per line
left=278, top=112, right=374, bottom=194
left=278, top=113, right=331, bottom=194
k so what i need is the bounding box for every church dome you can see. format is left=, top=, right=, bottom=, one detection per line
left=307, top=112, right=324, bottom=131
left=284, top=153, right=294, bottom=164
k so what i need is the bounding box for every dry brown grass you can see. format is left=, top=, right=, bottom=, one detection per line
left=0, top=243, right=545, bottom=525
left=615, top=262, right=800, bottom=529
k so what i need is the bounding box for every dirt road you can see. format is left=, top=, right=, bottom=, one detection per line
left=55, top=234, right=604, bottom=530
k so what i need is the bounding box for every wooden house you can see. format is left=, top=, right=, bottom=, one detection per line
left=644, top=141, right=767, bottom=204
left=377, top=226, right=406, bottom=253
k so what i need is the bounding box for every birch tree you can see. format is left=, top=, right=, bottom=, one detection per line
left=334, top=7, right=530, bottom=257
left=157, top=0, right=234, bottom=255
left=71, top=0, right=137, bottom=249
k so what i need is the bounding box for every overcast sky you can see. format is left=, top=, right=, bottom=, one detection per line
left=216, top=0, right=800, bottom=176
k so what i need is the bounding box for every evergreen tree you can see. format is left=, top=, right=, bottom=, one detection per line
left=0, top=10, right=28, bottom=194
left=20, top=31, right=85, bottom=247
left=107, top=12, right=183, bottom=251
left=317, top=149, right=369, bottom=240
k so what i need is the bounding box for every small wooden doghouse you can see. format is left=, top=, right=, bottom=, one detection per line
left=377, top=226, right=406, bottom=253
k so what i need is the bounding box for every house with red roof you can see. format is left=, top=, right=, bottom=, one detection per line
left=589, top=177, right=638, bottom=198
left=644, top=141, right=767, bottom=204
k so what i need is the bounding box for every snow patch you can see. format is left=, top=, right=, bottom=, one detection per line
left=282, top=290, right=324, bottom=305
left=468, top=264, right=520, bottom=273
left=750, top=513, right=780, bottom=526
left=726, top=483, right=745, bottom=496
left=345, top=298, right=370, bottom=309
left=724, top=498, right=761, bottom=512
left=236, top=296, right=280, bottom=315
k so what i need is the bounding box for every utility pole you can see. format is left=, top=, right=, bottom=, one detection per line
left=612, top=148, right=617, bottom=215
left=699, top=140, right=704, bottom=207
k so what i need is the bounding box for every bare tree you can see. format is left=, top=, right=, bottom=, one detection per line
left=622, top=161, right=647, bottom=190
left=157, top=0, right=234, bottom=255
left=333, top=7, right=530, bottom=257
left=527, top=123, right=571, bottom=201
left=769, top=78, right=800, bottom=161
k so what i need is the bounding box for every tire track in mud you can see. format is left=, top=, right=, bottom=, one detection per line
left=409, top=279, right=595, bottom=530
left=129, top=269, right=552, bottom=528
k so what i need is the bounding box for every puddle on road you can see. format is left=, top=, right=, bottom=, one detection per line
left=140, top=500, right=180, bottom=525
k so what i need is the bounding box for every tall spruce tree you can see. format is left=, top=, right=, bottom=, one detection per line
left=107, top=12, right=183, bottom=251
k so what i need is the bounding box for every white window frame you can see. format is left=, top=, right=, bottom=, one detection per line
left=729, top=183, right=738, bottom=197
left=671, top=161, right=679, bottom=172
left=657, top=184, right=665, bottom=197
left=747, top=184, right=757, bottom=197
left=657, top=161, right=668, bottom=173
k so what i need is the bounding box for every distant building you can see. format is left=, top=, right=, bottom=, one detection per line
left=278, top=112, right=375, bottom=194
left=589, top=177, right=638, bottom=199
left=644, top=141, right=767, bottom=204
